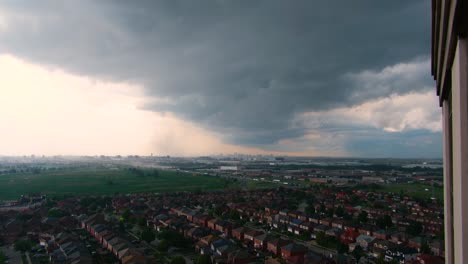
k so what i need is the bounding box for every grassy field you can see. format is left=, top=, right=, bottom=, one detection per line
left=246, top=180, right=282, bottom=189
left=0, top=168, right=230, bottom=200
left=377, top=183, right=444, bottom=201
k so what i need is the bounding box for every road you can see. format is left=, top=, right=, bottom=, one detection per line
left=25, top=252, right=32, bottom=264
left=183, top=256, right=194, bottom=264
left=0, top=246, right=22, bottom=264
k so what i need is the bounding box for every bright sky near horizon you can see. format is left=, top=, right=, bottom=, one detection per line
left=0, top=1, right=442, bottom=158
left=0, top=54, right=290, bottom=157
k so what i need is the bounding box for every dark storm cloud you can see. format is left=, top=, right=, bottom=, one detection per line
left=0, top=0, right=433, bottom=148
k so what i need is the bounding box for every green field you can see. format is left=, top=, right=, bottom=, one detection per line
left=378, top=183, right=444, bottom=201
left=0, top=168, right=230, bottom=200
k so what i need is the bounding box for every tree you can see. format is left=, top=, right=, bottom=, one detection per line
left=358, top=211, right=368, bottom=224
left=407, top=221, right=423, bottom=236
left=228, top=210, right=240, bottom=220
left=398, top=205, right=409, bottom=216
left=234, top=197, right=246, bottom=203
left=307, top=195, right=316, bottom=204
left=343, top=213, right=352, bottom=221
left=118, top=222, right=125, bottom=232
left=214, top=206, right=224, bottom=216
left=436, top=229, right=444, bottom=241
left=47, top=208, right=65, bottom=218
left=138, top=217, right=147, bottom=227
left=157, top=230, right=190, bottom=248
left=0, top=249, right=6, bottom=264
left=157, top=240, right=169, bottom=252
left=194, top=254, right=211, bottom=264
left=420, top=242, right=431, bottom=254
left=336, top=242, right=348, bottom=254
left=352, top=245, right=365, bottom=260
left=298, top=231, right=311, bottom=241
left=316, top=232, right=338, bottom=248
left=375, top=255, right=386, bottom=264
left=287, top=203, right=298, bottom=211
left=319, top=204, right=326, bottom=214
left=140, top=228, right=156, bottom=243
left=350, top=195, right=361, bottom=205
left=16, top=214, right=33, bottom=221
left=305, top=204, right=315, bottom=215
left=171, top=256, right=186, bottom=264
left=335, top=206, right=345, bottom=218
left=14, top=240, right=32, bottom=252
left=121, top=209, right=131, bottom=222
left=376, top=215, right=393, bottom=229
left=316, top=231, right=325, bottom=243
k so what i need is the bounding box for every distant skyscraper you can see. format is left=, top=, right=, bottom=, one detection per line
left=431, top=1, right=468, bottom=263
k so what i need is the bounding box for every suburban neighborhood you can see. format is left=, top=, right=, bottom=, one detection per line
left=0, top=165, right=445, bottom=264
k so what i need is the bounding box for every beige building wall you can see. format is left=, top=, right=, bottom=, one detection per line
left=431, top=1, right=468, bottom=263
left=442, top=99, right=453, bottom=264
left=450, top=38, right=468, bottom=264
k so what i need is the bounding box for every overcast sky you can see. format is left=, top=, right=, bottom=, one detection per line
left=0, top=0, right=441, bottom=158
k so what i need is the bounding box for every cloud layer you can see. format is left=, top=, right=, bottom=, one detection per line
left=0, top=1, right=441, bottom=157
left=1, top=54, right=310, bottom=156
left=300, top=89, right=441, bottom=133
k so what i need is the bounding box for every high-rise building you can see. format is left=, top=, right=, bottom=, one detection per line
left=431, top=1, right=468, bottom=263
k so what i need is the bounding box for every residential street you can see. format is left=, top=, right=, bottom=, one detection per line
left=1, top=246, right=22, bottom=264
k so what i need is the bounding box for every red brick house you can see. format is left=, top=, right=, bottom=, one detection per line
left=299, top=222, right=315, bottom=232
left=232, top=227, right=250, bottom=241
left=97, top=229, right=113, bottom=244
left=280, top=243, right=308, bottom=258
left=216, top=221, right=234, bottom=237
left=390, top=232, right=409, bottom=244
left=2, top=219, right=23, bottom=243
left=331, top=219, right=345, bottom=229
left=410, top=254, right=444, bottom=264
left=297, top=213, right=308, bottom=222
left=207, top=218, right=219, bottom=230
left=340, top=229, right=360, bottom=244
left=253, top=234, right=276, bottom=250
left=81, top=213, right=106, bottom=230
left=102, top=232, right=116, bottom=249
left=227, top=250, right=257, bottom=264
left=308, top=215, right=320, bottom=224
left=408, top=237, right=426, bottom=250
left=197, top=235, right=219, bottom=249
left=372, top=229, right=389, bottom=240
left=320, top=218, right=333, bottom=227
left=267, top=238, right=290, bottom=256
left=192, top=214, right=210, bottom=227
left=244, top=229, right=264, bottom=242
left=358, top=225, right=374, bottom=236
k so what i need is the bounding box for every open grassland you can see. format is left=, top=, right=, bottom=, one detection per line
left=378, top=183, right=444, bottom=201
left=0, top=168, right=229, bottom=200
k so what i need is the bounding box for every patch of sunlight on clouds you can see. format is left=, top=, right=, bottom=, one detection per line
left=0, top=54, right=307, bottom=156
left=300, top=91, right=441, bottom=133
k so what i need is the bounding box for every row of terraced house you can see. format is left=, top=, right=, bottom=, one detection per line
left=80, top=213, right=155, bottom=264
